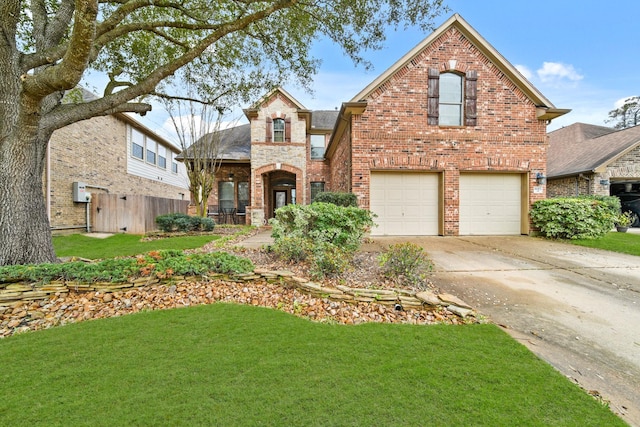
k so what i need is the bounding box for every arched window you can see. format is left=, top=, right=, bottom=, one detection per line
left=439, top=73, right=463, bottom=126
left=428, top=68, right=477, bottom=127
left=273, top=118, right=285, bottom=142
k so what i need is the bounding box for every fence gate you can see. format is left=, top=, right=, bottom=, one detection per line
left=91, top=194, right=189, bottom=234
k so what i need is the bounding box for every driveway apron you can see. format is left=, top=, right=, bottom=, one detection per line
left=371, top=235, right=640, bottom=426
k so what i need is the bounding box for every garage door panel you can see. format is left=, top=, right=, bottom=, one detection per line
left=460, top=174, right=522, bottom=235
left=370, top=172, right=439, bottom=236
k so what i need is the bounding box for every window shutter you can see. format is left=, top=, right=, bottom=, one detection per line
left=265, top=117, right=272, bottom=142
left=427, top=68, right=440, bottom=125
left=285, top=117, right=292, bottom=142
left=465, top=70, right=477, bottom=126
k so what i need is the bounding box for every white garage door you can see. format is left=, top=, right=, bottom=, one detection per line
left=459, top=173, right=522, bottom=235
left=370, top=172, right=439, bottom=236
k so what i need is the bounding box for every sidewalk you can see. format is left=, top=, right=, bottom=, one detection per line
left=236, top=228, right=274, bottom=249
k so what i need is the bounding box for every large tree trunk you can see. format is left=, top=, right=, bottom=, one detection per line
left=0, top=131, right=57, bottom=266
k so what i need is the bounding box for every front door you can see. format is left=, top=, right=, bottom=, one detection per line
left=273, top=190, right=288, bottom=218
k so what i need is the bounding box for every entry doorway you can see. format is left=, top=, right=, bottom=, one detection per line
left=272, top=187, right=296, bottom=218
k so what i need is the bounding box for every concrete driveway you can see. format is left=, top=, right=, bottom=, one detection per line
left=371, top=234, right=640, bottom=426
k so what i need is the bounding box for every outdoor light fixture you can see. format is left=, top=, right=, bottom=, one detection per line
left=600, top=179, right=610, bottom=186
left=536, top=172, right=546, bottom=185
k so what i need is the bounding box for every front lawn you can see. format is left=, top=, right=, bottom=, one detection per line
left=0, top=304, right=622, bottom=426
left=53, top=232, right=221, bottom=259
left=570, top=231, right=640, bottom=256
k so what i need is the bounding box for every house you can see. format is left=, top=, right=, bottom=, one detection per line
left=45, top=91, right=190, bottom=234
left=197, top=14, right=568, bottom=235
left=547, top=122, right=640, bottom=197
left=546, top=122, right=640, bottom=226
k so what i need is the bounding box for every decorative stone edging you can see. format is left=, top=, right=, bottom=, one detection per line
left=0, top=269, right=475, bottom=319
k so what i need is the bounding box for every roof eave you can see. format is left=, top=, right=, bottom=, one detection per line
left=325, top=102, right=367, bottom=159
left=537, top=108, right=572, bottom=121
left=351, top=14, right=564, bottom=111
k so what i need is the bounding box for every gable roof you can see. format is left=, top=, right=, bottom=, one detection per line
left=350, top=13, right=569, bottom=121
left=547, top=123, right=640, bottom=178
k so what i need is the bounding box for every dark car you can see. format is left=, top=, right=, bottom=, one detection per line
left=618, top=193, right=640, bottom=227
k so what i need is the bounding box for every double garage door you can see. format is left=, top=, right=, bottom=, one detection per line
left=370, top=172, right=523, bottom=236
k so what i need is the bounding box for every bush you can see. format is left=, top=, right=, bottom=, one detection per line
left=378, top=242, right=433, bottom=290
left=530, top=197, right=618, bottom=239
left=313, top=192, right=358, bottom=207
left=156, top=213, right=215, bottom=232
left=270, top=203, right=375, bottom=278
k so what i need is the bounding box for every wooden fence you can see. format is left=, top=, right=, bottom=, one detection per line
left=91, top=194, right=189, bottom=234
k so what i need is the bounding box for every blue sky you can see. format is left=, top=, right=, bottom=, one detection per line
left=101, top=0, right=640, bottom=140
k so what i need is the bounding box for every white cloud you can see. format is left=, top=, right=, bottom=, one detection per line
left=537, top=62, right=583, bottom=84
left=514, top=64, right=533, bottom=80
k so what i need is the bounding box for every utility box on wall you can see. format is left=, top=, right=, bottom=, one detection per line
left=72, top=182, right=88, bottom=203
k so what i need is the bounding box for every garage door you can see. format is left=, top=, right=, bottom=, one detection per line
left=459, top=173, right=522, bottom=235
left=370, top=172, right=439, bottom=236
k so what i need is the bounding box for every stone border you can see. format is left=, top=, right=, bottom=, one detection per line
left=0, top=269, right=475, bottom=318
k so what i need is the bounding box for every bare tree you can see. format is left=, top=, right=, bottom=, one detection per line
left=607, top=96, right=640, bottom=129
left=165, top=99, right=233, bottom=217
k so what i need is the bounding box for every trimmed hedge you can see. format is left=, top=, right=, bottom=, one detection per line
left=313, top=192, right=358, bottom=207
left=530, top=196, right=619, bottom=239
left=156, top=213, right=215, bottom=232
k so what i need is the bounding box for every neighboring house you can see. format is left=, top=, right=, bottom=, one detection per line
left=199, top=14, right=568, bottom=235
left=547, top=122, right=640, bottom=197
left=45, top=92, right=189, bottom=234
left=547, top=122, right=640, bottom=226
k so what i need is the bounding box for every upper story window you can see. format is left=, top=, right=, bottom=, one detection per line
left=439, top=73, right=463, bottom=126
left=265, top=116, right=291, bottom=142
left=428, top=68, right=477, bottom=127
left=273, top=118, right=285, bottom=142
left=171, top=155, right=178, bottom=173
left=131, top=128, right=144, bottom=160
left=310, top=134, right=325, bottom=159
left=146, top=141, right=157, bottom=165
left=157, top=146, right=167, bottom=169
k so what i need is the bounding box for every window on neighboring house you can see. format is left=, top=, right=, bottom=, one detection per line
left=146, top=139, right=157, bottom=165
left=428, top=68, right=477, bottom=127
left=131, top=128, right=144, bottom=160
left=273, top=118, right=285, bottom=142
left=310, top=182, right=325, bottom=202
left=157, top=145, right=167, bottom=169
left=219, top=181, right=235, bottom=210
left=171, top=153, right=178, bottom=173
left=310, top=134, right=325, bottom=159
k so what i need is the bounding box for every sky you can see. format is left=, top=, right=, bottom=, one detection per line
left=95, top=0, right=640, bottom=141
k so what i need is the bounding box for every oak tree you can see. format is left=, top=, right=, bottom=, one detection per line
left=0, top=0, right=446, bottom=265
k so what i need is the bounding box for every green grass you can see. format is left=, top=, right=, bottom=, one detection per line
left=52, top=233, right=220, bottom=259
left=0, top=304, right=623, bottom=426
left=570, top=231, right=640, bottom=256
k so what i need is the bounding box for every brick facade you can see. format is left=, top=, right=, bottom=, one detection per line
left=46, top=114, right=188, bottom=234
left=343, top=25, right=549, bottom=235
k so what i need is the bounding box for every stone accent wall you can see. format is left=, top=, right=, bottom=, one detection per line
left=346, top=26, right=549, bottom=235
left=46, top=115, right=187, bottom=234
left=248, top=94, right=308, bottom=225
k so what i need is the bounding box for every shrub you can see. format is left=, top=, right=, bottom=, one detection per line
left=313, top=192, right=358, bottom=207
left=270, top=203, right=375, bottom=278
left=310, top=243, right=351, bottom=280
left=530, top=197, right=618, bottom=239
left=378, top=242, right=433, bottom=289
left=0, top=250, right=253, bottom=284
left=156, top=213, right=215, bottom=232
